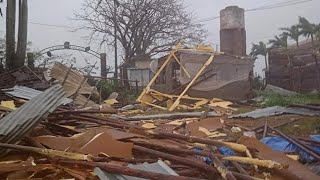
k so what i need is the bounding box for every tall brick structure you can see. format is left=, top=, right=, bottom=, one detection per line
left=220, top=6, right=246, bottom=56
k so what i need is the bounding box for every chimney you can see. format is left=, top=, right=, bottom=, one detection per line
left=220, top=6, right=246, bottom=56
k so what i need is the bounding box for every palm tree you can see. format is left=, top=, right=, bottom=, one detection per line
left=280, top=25, right=302, bottom=47
left=299, top=16, right=317, bottom=47
left=268, top=33, right=288, bottom=50
left=250, top=41, right=268, bottom=70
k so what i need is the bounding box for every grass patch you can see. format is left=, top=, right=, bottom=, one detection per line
left=261, top=93, right=320, bottom=107
left=279, top=117, right=320, bottom=137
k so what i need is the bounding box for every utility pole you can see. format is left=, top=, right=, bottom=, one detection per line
left=113, top=0, right=119, bottom=79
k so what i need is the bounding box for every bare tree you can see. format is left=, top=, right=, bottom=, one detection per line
left=75, top=0, right=207, bottom=79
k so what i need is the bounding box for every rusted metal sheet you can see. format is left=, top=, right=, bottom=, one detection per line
left=238, top=136, right=319, bottom=180
left=186, top=118, right=225, bottom=137
left=36, top=128, right=134, bottom=159
left=0, top=84, right=65, bottom=155
left=80, top=132, right=133, bottom=158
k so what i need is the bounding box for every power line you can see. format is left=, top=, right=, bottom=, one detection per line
left=25, top=0, right=312, bottom=29
left=246, top=0, right=312, bottom=12
left=196, top=0, right=312, bottom=23
left=28, top=21, right=75, bottom=29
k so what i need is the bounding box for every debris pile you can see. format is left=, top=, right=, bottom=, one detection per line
left=0, top=65, right=319, bottom=180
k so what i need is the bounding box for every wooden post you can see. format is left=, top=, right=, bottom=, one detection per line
left=100, top=53, right=107, bottom=77
left=136, top=41, right=182, bottom=102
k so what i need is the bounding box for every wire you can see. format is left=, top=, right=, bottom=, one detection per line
left=26, top=0, right=312, bottom=29
left=246, top=0, right=312, bottom=12
left=28, top=21, right=75, bottom=29
left=196, top=0, right=313, bottom=23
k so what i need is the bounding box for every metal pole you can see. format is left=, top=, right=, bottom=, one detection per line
left=114, top=0, right=118, bottom=79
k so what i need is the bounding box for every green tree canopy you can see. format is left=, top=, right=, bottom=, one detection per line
left=280, top=25, right=302, bottom=47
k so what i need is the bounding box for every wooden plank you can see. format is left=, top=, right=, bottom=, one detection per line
left=169, top=54, right=215, bottom=111
left=172, top=53, right=191, bottom=78
left=137, top=41, right=182, bottom=102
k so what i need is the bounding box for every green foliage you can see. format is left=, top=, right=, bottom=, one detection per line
left=298, top=16, right=317, bottom=41
left=250, top=41, right=268, bottom=58
left=122, top=90, right=138, bottom=102
left=268, top=33, right=288, bottom=49
left=252, top=76, right=264, bottom=90
left=280, top=25, right=302, bottom=47
left=279, top=117, right=320, bottom=137
left=261, top=93, right=320, bottom=107
left=96, top=80, right=116, bottom=100
left=250, top=41, right=269, bottom=69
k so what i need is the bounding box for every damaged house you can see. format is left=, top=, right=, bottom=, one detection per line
left=267, top=40, right=320, bottom=93
left=133, top=6, right=254, bottom=102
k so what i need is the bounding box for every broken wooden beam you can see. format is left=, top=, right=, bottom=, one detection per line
left=222, top=156, right=285, bottom=169
left=133, top=145, right=218, bottom=175
left=0, top=143, right=92, bottom=161
left=130, top=139, right=224, bottom=158
left=144, top=129, right=248, bottom=153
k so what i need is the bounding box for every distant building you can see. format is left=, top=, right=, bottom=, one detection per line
left=127, top=55, right=154, bottom=87
left=267, top=40, right=320, bottom=92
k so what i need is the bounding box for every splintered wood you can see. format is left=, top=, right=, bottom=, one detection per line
left=136, top=42, right=234, bottom=112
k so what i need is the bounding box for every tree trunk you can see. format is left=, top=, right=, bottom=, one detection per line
left=5, top=0, right=16, bottom=70
left=16, top=0, right=28, bottom=67
left=286, top=49, right=294, bottom=90
left=122, top=60, right=130, bottom=89
left=264, top=55, right=268, bottom=87
left=264, top=55, right=268, bottom=70
left=314, top=55, right=320, bottom=90
left=296, top=40, right=299, bottom=48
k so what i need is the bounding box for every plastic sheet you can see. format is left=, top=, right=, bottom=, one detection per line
left=261, top=135, right=320, bottom=162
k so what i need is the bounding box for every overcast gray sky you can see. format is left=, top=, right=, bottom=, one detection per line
left=1, top=0, right=320, bottom=76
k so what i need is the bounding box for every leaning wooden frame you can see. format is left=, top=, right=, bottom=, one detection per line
left=136, top=41, right=221, bottom=111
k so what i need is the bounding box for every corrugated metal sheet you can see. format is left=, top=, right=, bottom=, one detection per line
left=3, top=85, right=44, bottom=99
left=229, top=106, right=320, bottom=119
left=0, top=84, right=65, bottom=155
left=94, top=160, right=178, bottom=180
left=2, top=85, right=72, bottom=105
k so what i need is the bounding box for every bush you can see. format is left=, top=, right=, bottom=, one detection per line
left=96, top=80, right=116, bottom=100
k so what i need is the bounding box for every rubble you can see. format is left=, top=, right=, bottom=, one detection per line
left=264, top=84, right=298, bottom=96
left=0, top=66, right=319, bottom=180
